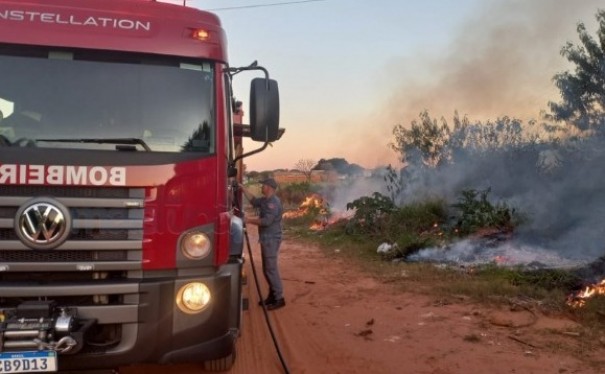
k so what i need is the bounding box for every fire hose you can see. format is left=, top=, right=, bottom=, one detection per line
left=235, top=186, right=291, bottom=374
left=242, top=222, right=291, bottom=374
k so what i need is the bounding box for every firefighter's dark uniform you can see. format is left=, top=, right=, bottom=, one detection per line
left=250, top=192, right=284, bottom=301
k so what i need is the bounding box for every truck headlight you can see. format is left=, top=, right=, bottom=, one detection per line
left=181, top=231, right=211, bottom=260
left=176, top=282, right=211, bottom=314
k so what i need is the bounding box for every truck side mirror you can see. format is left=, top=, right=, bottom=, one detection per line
left=249, top=78, right=279, bottom=142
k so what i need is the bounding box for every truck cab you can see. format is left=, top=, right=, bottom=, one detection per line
left=0, top=0, right=280, bottom=371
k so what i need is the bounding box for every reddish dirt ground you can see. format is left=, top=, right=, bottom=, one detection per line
left=123, top=233, right=605, bottom=374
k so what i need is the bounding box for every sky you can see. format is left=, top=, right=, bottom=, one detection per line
left=185, top=0, right=603, bottom=171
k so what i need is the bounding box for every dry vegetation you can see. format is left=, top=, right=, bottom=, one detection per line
left=279, top=190, right=605, bottom=369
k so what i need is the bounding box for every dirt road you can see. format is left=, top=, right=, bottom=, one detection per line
left=122, top=234, right=605, bottom=374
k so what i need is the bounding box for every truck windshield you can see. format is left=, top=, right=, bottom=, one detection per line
left=0, top=49, right=215, bottom=153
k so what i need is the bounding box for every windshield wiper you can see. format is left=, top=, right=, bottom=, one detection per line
left=36, top=138, right=151, bottom=152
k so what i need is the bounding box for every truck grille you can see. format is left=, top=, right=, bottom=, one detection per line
left=0, top=186, right=144, bottom=266
left=0, top=186, right=145, bottom=323
left=0, top=250, right=128, bottom=262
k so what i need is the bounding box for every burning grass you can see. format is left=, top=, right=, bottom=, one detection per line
left=567, top=279, right=605, bottom=308
left=282, top=191, right=605, bottom=360
left=287, top=227, right=605, bottom=362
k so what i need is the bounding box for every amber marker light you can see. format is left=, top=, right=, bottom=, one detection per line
left=192, top=28, right=210, bottom=41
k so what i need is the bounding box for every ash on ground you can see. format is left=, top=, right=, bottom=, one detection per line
left=406, top=239, right=590, bottom=270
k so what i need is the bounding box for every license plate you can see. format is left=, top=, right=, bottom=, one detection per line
left=0, top=351, right=57, bottom=373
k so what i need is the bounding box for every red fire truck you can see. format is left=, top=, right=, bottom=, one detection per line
left=0, top=0, right=280, bottom=372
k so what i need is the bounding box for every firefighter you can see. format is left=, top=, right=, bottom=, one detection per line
left=239, top=178, right=285, bottom=310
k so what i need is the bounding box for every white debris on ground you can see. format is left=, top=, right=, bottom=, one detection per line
left=377, top=242, right=398, bottom=254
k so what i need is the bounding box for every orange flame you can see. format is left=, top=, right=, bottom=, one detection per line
left=309, top=210, right=353, bottom=231
left=310, top=221, right=326, bottom=231
left=566, top=279, right=605, bottom=308
left=282, top=194, right=352, bottom=230
left=282, top=210, right=304, bottom=219
left=282, top=194, right=328, bottom=220
left=300, top=194, right=324, bottom=210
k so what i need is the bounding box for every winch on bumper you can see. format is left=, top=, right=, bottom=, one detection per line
left=0, top=263, right=242, bottom=371
left=0, top=301, right=92, bottom=354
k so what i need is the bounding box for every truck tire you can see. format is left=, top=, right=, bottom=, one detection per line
left=203, top=350, right=235, bottom=372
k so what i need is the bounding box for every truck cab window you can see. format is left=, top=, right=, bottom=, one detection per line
left=0, top=49, right=215, bottom=153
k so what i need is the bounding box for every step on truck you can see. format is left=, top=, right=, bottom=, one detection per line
left=0, top=0, right=281, bottom=372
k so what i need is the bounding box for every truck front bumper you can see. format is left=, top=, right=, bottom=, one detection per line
left=0, top=261, right=243, bottom=371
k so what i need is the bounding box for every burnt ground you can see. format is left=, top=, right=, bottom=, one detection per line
left=122, top=232, right=605, bottom=374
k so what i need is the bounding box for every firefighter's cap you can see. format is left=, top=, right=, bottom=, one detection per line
left=260, top=178, right=278, bottom=190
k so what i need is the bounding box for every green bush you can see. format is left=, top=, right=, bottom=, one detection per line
left=343, top=193, right=447, bottom=259
left=451, top=188, right=521, bottom=235
left=345, top=192, right=396, bottom=236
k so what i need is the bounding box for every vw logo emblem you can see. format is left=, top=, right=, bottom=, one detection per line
left=15, top=198, right=71, bottom=250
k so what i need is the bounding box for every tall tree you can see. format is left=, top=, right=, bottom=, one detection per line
left=390, top=111, right=451, bottom=167
left=549, top=10, right=605, bottom=132
left=295, top=158, right=315, bottom=182
left=391, top=111, right=537, bottom=170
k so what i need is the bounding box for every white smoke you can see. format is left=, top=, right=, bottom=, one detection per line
left=408, top=239, right=588, bottom=269
left=329, top=1, right=605, bottom=270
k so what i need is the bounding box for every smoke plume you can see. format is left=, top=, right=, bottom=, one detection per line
left=383, top=0, right=602, bottom=126
left=345, top=1, right=605, bottom=267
